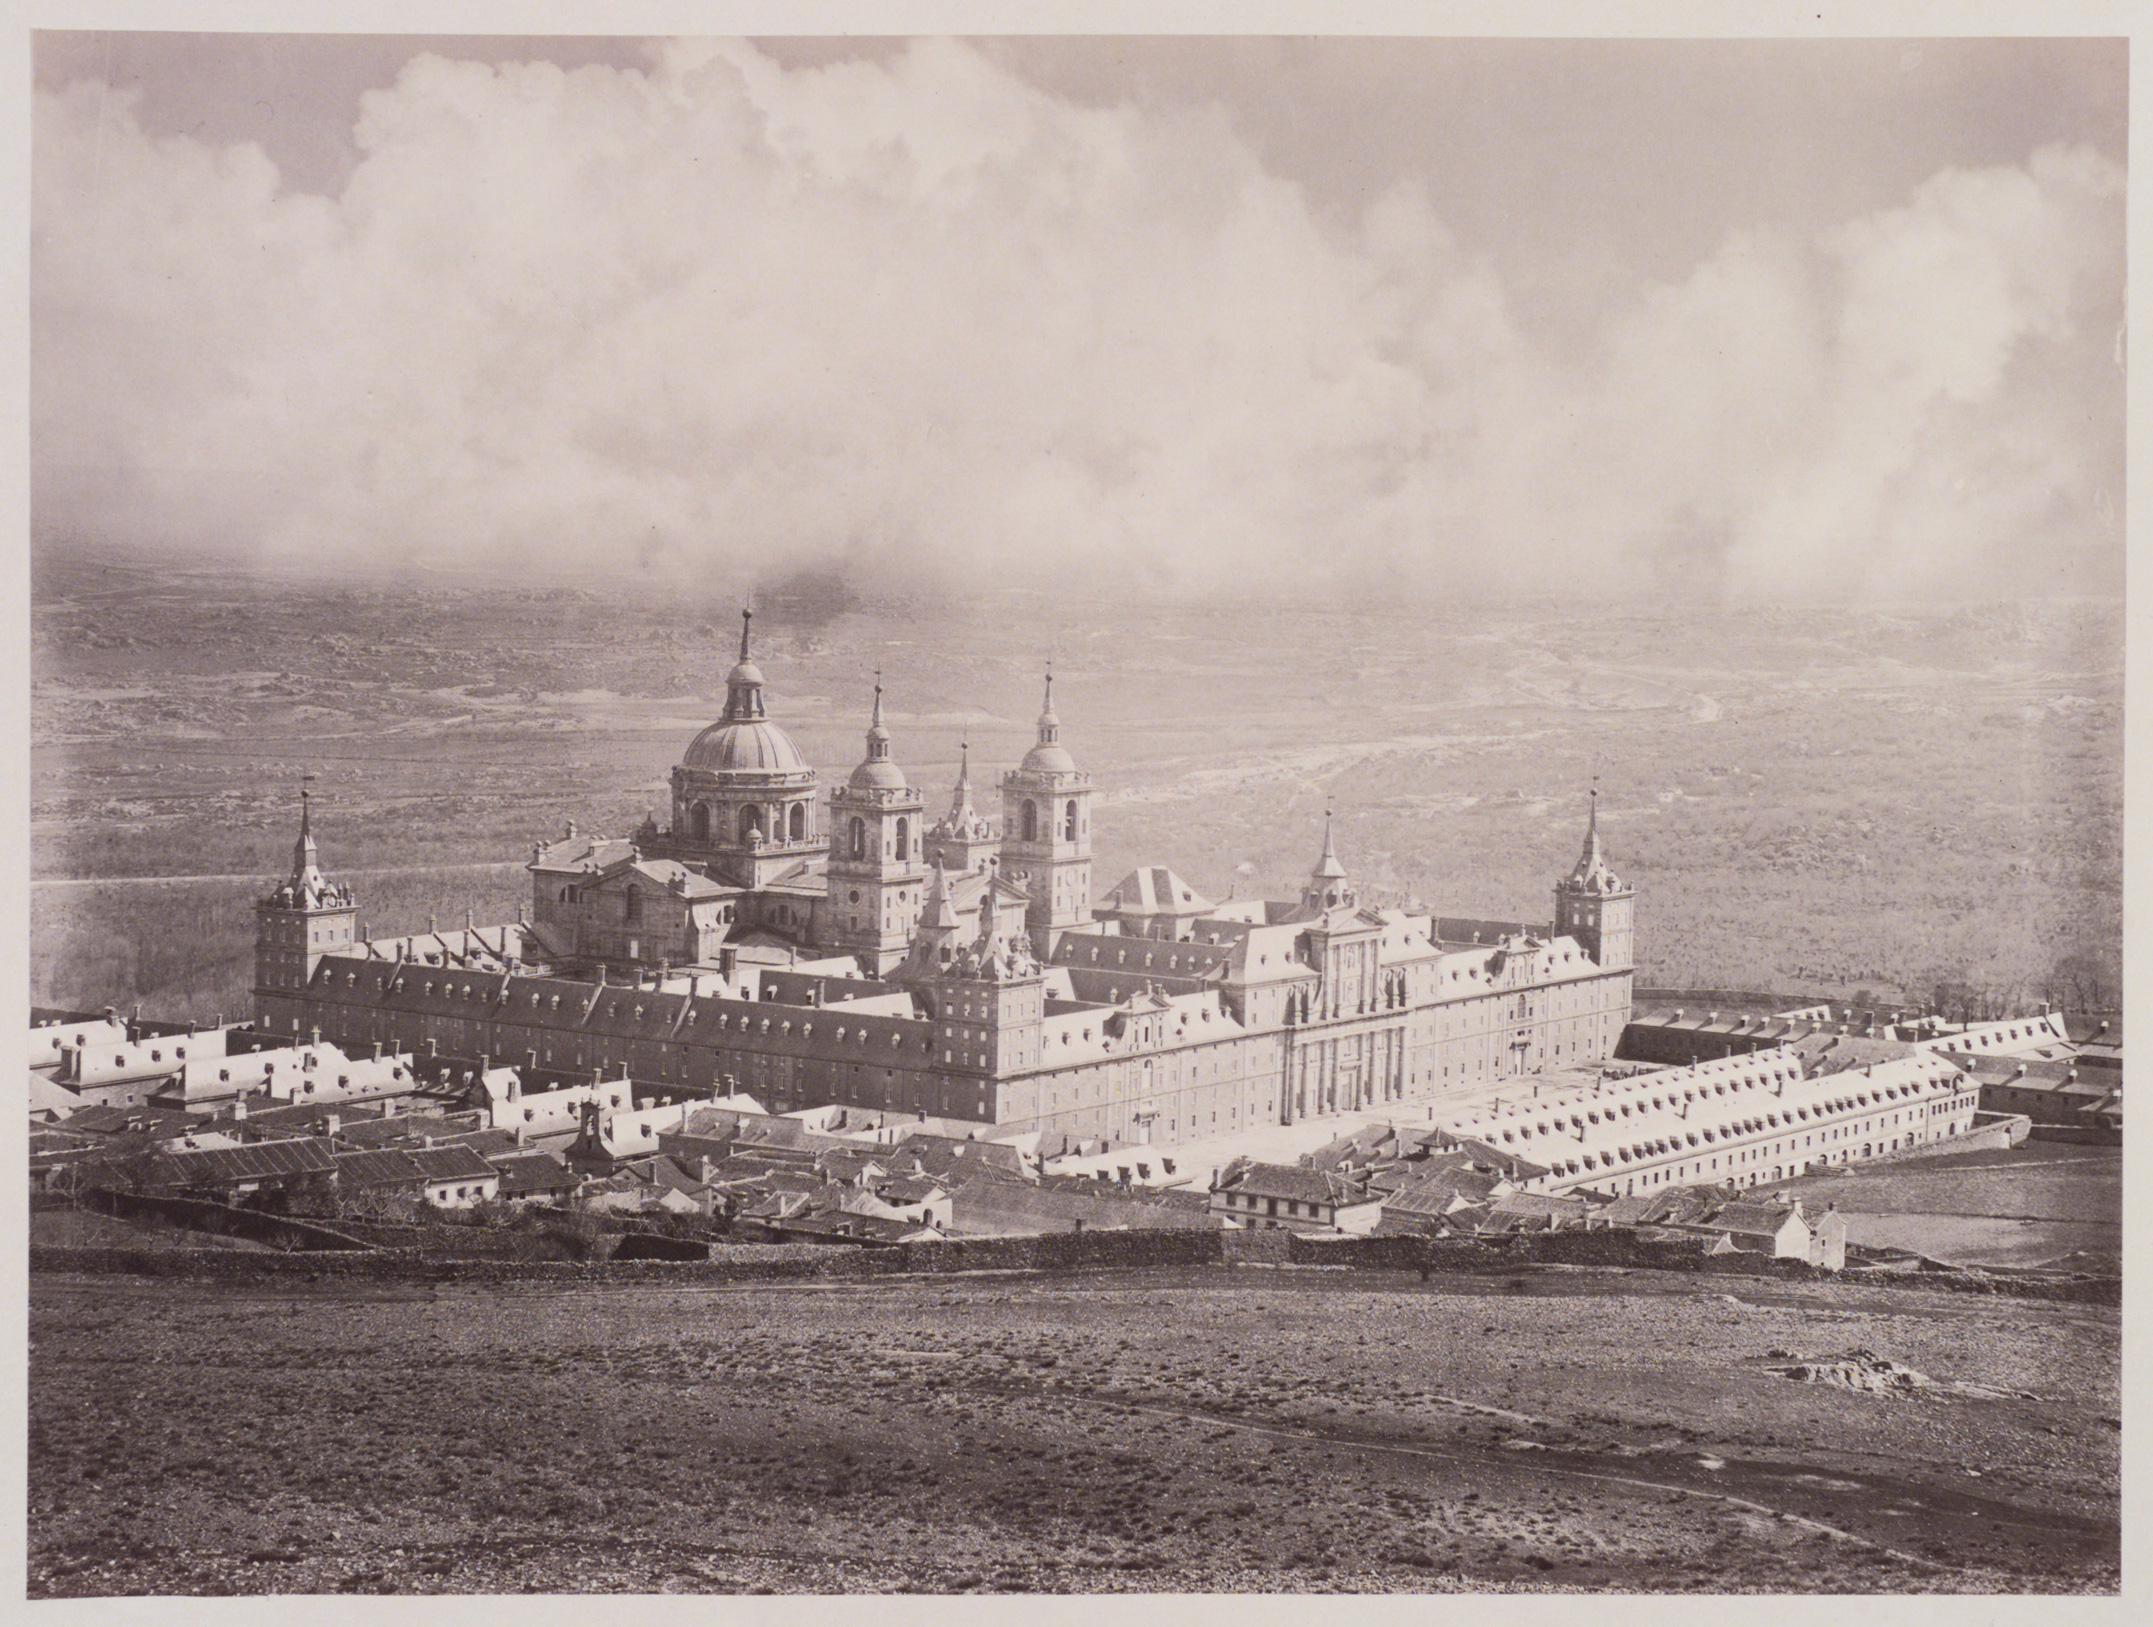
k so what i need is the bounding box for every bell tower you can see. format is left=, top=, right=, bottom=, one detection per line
left=999, top=669, right=1095, bottom=954
left=254, top=780, right=359, bottom=1032
left=1553, top=785, right=1635, bottom=971
left=826, top=679, right=927, bottom=975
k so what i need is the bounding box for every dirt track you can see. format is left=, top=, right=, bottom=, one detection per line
left=28, top=1264, right=2118, bottom=1596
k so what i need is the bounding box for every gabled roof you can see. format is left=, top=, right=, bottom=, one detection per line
left=1708, top=1201, right=1807, bottom=1238
left=489, top=1151, right=576, bottom=1196
left=1440, top=1138, right=1553, bottom=1183
left=1214, top=1160, right=1364, bottom=1208
left=333, top=1144, right=497, bottom=1189
left=1105, top=866, right=1215, bottom=916
left=140, top=1137, right=338, bottom=1188
left=530, top=834, right=636, bottom=873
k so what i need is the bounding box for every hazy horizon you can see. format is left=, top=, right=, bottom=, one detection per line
left=32, top=33, right=2125, bottom=606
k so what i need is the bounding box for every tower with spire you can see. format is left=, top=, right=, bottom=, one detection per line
left=999, top=668, right=1095, bottom=954
left=1297, top=808, right=1358, bottom=916
left=826, top=678, right=928, bottom=974
left=1553, top=783, right=1635, bottom=971
left=924, top=740, right=999, bottom=875
left=254, top=778, right=359, bottom=1029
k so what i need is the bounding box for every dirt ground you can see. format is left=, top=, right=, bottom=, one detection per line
left=27, top=1263, right=2118, bottom=1597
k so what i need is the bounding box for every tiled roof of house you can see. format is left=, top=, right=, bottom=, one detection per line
left=141, top=1137, right=339, bottom=1188
left=332, top=1144, right=497, bottom=1189
left=489, top=1151, right=576, bottom=1196
left=1215, top=1160, right=1362, bottom=1208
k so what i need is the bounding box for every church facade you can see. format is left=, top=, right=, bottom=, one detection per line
left=255, top=614, right=1636, bottom=1147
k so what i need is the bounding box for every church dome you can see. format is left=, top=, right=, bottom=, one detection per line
left=1018, top=740, right=1078, bottom=776
left=682, top=718, right=810, bottom=775
left=849, top=756, right=909, bottom=791
left=680, top=608, right=812, bottom=779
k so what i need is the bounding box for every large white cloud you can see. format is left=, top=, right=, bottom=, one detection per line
left=31, top=39, right=2124, bottom=601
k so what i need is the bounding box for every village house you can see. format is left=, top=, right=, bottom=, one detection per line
left=1209, top=1159, right=1383, bottom=1233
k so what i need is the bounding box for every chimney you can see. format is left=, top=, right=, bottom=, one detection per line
left=233, top=1099, right=248, bottom=1122
left=507, top=1074, right=521, bottom=1102
left=423, top=1134, right=435, bottom=1149
left=514, top=1124, right=527, bottom=1147
left=310, top=1026, right=321, bottom=1046
left=325, top=1113, right=341, bottom=1139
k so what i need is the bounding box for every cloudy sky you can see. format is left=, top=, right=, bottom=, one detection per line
left=31, top=33, right=2125, bottom=602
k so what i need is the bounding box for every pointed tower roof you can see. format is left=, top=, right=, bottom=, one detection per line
left=1562, top=784, right=1628, bottom=894
left=847, top=676, right=909, bottom=791
left=932, top=739, right=993, bottom=841
left=291, top=778, right=320, bottom=882
left=1295, top=808, right=1356, bottom=917
left=266, top=779, right=342, bottom=910
left=897, top=862, right=967, bottom=982
left=923, top=861, right=962, bottom=932
left=1310, top=808, right=1348, bottom=882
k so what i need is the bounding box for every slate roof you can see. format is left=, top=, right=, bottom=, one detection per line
left=58, top=1102, right=203, bottom=1137
left=489, top=1151, right=576, bottom=1197
left=141, top=1137, right=339, bottom=1189
left=1439, top=1138, right=1554, bottom=1182
left=333, top=1145, right=497, bottom=1190
left=1214, top=1160, right=1367, bottom=1209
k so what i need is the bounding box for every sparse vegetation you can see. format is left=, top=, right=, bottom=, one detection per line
left=27, top=1267, right=2119, bottom=1595
left=32, top=562, right=2120, bottom=1026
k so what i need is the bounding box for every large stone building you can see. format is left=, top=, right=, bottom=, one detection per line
left=255, top=618, right=1637, bottom=1147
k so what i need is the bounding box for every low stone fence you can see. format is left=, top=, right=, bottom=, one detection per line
left=70, top=1188, right=378, bottom=1253
left=30, top=1212, right=2117, bottom=1306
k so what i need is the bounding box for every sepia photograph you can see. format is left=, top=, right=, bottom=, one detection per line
left=21, top=17, right=2128, bottom=1604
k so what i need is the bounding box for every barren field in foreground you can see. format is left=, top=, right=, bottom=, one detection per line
left=29, top=1266, right=2117, bottom=1596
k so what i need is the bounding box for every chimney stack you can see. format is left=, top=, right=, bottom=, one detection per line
left=325, top=1113, right=340, bottom=1139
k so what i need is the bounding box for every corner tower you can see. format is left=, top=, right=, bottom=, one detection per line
left=254, top=783, right=358, bottom=1031
left=999, top=670, right=1094, bottom=954
left=826, top=680, right=928, bottom=974
left=897, top=865, right=1047, bottom=1105
left=1553, top=786, right=1635, bottom=972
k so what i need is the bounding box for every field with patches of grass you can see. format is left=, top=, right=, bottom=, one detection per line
left=29, top=1265, right=2117, bottom=1596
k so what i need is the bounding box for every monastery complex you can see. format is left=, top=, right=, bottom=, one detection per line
left=250, top=613, right=1985, bottom=1193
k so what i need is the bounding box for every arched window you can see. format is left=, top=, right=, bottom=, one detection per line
left=740, top=805, right=763, bottom=844
left=850, top=817, right=866, bottom=861
left=789, top=803, right=806, bottom=842
left=895, top=817, right=909, bottom=862
left=1022, top=800, right=1037, bottom=841
left=1064, top=799, right=1078, bottom=841
left=624, top=889, right=641, bottom=923
left=691, top=802, right=710, bottom=842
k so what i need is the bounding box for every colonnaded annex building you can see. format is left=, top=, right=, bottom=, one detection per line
left=257, top=614, right=1637, bottom=1148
